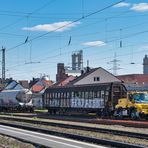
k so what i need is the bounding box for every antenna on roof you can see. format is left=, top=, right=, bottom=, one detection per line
left=86, top=60, right=90, bottom=73
left=87, top=60, right=89, bottom=67
left=130, top=48, right=135, bottom=64
left=120, top=29, right=122, bottom=48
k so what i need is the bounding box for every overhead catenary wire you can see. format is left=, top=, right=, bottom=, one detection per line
left=4, top=0, right=130, bottom=77
left=6, top=25, right=148, bottom=71
left=0, top=9, right=132, bottom=39
left=1, top=8, right=148, bottom=20
left=0, top=0, right=56, bottom=33
left=7, top=38, right=148, bottom=72
left=6, top=0, right=125, bottom=52
left=7, top=46, right=146, bottom=77
left=7, top=32, right=148, bottom=77
left=1, top=0, right=57, bottom=78
left=8, top=25, right=148, bottom=55
left=4, top=0, right=147, bottom=77
left=29, top=27, right=148, bottom=64
left=1, top=0, right=58, bottom=69
left=0, top=17, right=25, bottom=32
left=9, top=2, right=128, bottom=77
left=2, top=7, right=147, bottom=42
left=7, top=0, right=129, bottom=77
left=6, top=9, right=148, bottom=63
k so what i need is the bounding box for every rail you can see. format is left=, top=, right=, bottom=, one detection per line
left=0, top=121, right=146, bottom=148
left=0, top=113, right=148, bottom=128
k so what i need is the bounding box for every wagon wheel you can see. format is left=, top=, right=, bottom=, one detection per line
left=130, top=109, right=138, bottom=120
left=116, top=107, right=123, bottom=119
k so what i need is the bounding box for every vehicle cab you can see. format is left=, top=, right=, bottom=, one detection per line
left=128, top=92, right=148, bottom=118
left=115, top=91, right=148, bottom=119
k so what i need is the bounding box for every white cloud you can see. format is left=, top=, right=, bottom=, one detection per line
left=82, top=40, right=106, bottom=47
left=113, top=2, right=130, bottom=8
left=131, top=3, right=148, bottom=12
left=22, top=21, right=80, bottom=32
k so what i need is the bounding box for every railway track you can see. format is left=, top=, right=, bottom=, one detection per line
left=1, top=112, right=148, bottom=128
left=0, top=121, right=146, bottom=148
left=0, top=116, right=148, bottom=141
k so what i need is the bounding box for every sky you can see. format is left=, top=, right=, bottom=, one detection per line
left=0, top=0, right=148, bottom=81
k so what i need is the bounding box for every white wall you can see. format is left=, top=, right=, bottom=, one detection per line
left=74, top=68, right=120, bottom=85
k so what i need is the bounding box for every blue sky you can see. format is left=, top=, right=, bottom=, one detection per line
left=0, top=0, right=148, bottom=81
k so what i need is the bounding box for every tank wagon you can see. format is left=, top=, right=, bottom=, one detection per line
left=0, top=89, right=33, bottom=112
left=43, top=82, right=127, bottom=116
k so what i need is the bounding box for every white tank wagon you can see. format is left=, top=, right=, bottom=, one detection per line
left=0, top=89, right=33, bottom=112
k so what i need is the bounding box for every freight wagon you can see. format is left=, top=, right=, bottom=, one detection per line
left=43, top=82, right=127, bottom=116
left=0, top=89, right=33, bottom=112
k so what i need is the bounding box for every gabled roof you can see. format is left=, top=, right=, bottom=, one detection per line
left=5, top=80, right=24, bottom=90
left=31, top=77, right=53, bottom=93
left=68, top=68, right=98, bottom=86
left=68, top=67, right=121, bottom=86
left=53, top=75, right=76, bottom=87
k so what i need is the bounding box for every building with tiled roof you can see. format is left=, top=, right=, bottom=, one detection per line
left=68, top=67, right=121, bottom=86
left=31, top=76, right=53, bottom=93
left=31, top=76, right=53, bottom=109
left=117, top=74, right=148, bottom=91
left=53, top=75, right=76, bottom=87
left=117, top=74, right=148, bottom=85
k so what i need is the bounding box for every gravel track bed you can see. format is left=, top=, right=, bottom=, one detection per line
left=0, top=134, right=35, bottom=148
left=1, top=119, right=148, bottom=147
left=0, top=115, right=148, bottom=135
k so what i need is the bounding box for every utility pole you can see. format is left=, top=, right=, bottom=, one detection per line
left=2, top=47, right=5, bottom=84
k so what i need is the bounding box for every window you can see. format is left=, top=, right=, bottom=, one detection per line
left=58, top=93, right=60, bottom=98
left=94, top=91, right=100, bottom=98
left=72, top=92, right=75, bottom=98
left=63, top=92, right=67, bottom=98
left=88, top=91, right=93, bottom=99
left=97, top=77, right=100, bottom=81
left=81, top=92, right=85, bottom=98
left=94, top=77, right=100, bottom=81
left=101, top=90, right=104, bottom=98
left=94, top=91, right=97, bottom=98
left=85, top=91, right=89, bottom=99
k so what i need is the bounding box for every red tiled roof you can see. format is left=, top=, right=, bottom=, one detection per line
left=58, top=76, right=75, bottom=86
left=53, top=76, right=75, bottom=86
left=117, top=74, right=148, bottom=84
left=31, top=80, right=53, bottom=93
left=32, top=85, right=44, bottom=93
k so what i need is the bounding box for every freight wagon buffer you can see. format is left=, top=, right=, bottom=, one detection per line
left=43, top=83, right=127, bottom=116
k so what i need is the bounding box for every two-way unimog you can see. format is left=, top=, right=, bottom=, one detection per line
left=115, top=91, right=148, bottom=119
